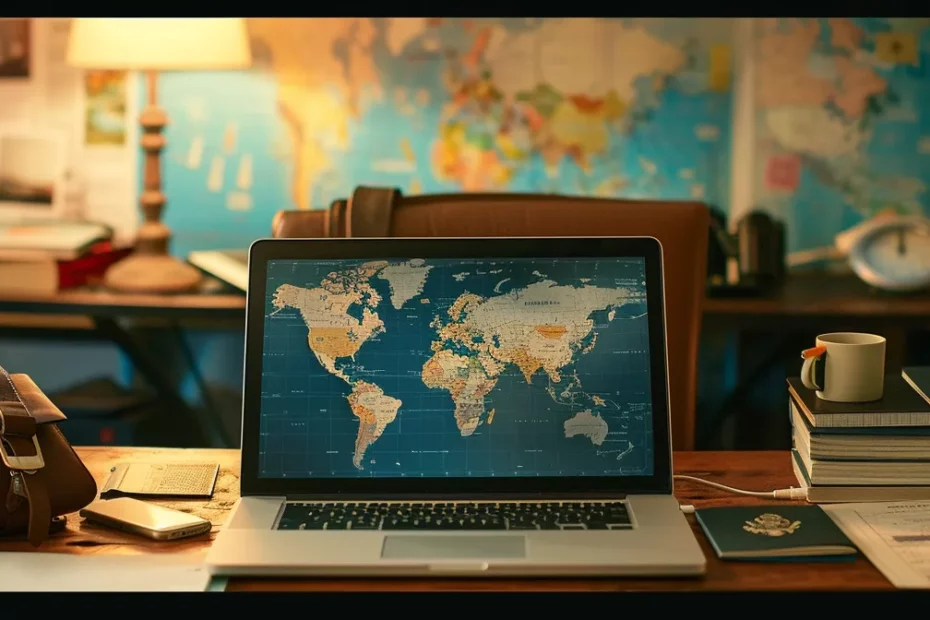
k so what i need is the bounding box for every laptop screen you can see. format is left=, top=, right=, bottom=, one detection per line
left=258, top=256, right=654, bottom=479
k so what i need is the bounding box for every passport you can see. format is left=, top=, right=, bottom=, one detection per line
left=695, top=505, right=858, bottom=561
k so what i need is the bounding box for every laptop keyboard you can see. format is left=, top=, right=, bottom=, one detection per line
left=276, top=501, right=633, bottom=531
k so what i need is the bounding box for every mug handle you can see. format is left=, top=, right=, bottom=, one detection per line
left=800, top=346, right=826, bottom=390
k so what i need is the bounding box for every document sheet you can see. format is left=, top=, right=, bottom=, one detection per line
left=824, top=501, right=930, bottom=589
left=0, top=552, right=211, bottom=592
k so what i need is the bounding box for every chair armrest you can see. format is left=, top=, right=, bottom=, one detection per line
left=271, top=210, right=328, bottom=239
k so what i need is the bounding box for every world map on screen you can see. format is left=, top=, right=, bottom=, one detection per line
left=258, top=257, right=655, bottom=478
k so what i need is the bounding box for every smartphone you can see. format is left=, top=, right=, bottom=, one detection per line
left=80, top=497, right=212, bottom=541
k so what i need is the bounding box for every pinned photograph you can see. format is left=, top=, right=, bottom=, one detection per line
left=0, top=18, right=30, bottom=79
left=84, top=70, right=128, bottom=146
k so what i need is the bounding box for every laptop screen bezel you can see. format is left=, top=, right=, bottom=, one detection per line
left=240, top=236, right=672, bottom=498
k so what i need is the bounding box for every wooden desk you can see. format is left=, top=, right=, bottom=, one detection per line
left=704, top=272, right=930, bottom=326
left=1, top=447, right=892, bottom=592
left=0, top=285, right=245, bottom=448
left=0, top=287, right=245, bottom=321
left=7, top=272, right=923, bottom=324
left=6, top=273, right=920, bottom=320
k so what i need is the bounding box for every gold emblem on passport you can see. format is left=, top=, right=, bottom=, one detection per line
left=743, top=513, right=801, bottom=537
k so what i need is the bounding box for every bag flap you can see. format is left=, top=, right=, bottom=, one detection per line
left=10, top=374, right=66, bottom=425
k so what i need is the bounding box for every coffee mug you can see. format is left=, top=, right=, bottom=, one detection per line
left=800, top=332, right=886, bottom=402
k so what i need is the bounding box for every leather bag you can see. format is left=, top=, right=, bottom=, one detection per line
left=0, top=365, right=97, bottom=546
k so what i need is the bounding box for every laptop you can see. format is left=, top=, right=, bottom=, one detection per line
left=206, top=236, right=706, bottom=578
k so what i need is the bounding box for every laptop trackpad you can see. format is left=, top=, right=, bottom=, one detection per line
left=381, top=535, right=526, bottom=560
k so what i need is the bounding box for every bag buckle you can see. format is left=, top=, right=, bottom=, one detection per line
left=0, top=409, right=44, bottom=471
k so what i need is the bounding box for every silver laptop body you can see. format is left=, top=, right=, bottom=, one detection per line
left=207, top=236, right=706, bottom=578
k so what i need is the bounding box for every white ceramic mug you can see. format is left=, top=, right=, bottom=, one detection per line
left=800, top=332, right=886, bottom=402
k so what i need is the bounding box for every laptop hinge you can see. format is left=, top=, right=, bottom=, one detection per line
left=280, top=492, right=631, bottom=502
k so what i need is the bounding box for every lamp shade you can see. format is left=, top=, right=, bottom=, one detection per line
left=66, top=18, right=251, bottom=70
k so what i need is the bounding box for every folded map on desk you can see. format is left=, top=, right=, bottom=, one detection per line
left=100, top=462, right=220, bottom=498
left=695, top=505, right=858, bottom=561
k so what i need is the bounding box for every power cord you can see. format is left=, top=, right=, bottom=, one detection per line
left=673, top=475, right=808, bottom=500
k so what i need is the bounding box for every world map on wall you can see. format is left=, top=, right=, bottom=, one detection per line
left=754, top=18, right=930, bottom=252
left=151, top=17, right=930, bottom=258
left=154, top=18, right=733, bottom=257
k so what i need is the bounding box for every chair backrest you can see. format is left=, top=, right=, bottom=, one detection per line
left=272, top=190, right=709, bottom=450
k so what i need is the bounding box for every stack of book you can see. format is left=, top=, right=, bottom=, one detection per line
left=0, top=220, right=130, bottom=295
left=788, top=367, right=930, bottom=503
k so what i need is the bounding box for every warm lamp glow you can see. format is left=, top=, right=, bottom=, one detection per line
left=62, top=18, right=252, bottom=295
left=66, top=18, right=251, bottom=70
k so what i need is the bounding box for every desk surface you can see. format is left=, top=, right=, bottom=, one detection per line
left=2, top=273, right=927, bottom=322
left=703, top=272, right=930, bottom=318
left=0, top=287, right=245, bottom=320
left=2, top=447, right=892, bottom=592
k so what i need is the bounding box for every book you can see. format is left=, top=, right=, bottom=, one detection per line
left=0, top=241, right=131, bottom=294
left=187, top=249, right=248, bottom=292
left=0, top=220, right=112, bottom=261
left=694, top=504, right=857, bottom=561
left=787, top=375, right=930, bottom=428
left=791, top=450, right=930, bottom=503
left=792, top=441, right=930, bottom=486
left=903, top=367, right=930, bottom=406
left=789, top=399, right=930, bottom=462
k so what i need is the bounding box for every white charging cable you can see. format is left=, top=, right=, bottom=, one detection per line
left=673, top=475, right=808, bottom=500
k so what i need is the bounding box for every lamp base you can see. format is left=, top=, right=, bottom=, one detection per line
left=104, top=253, right=202, bottom=294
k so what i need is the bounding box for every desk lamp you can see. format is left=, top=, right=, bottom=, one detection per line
left=67, top=18, right=251, bottom=293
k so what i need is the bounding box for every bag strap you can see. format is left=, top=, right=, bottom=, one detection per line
left=0, top=366, right=51, bottom=546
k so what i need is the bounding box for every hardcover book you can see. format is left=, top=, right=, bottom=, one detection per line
left=786, top=375, right=930, bottom=428
left=791, top=450, right=930, bottom=504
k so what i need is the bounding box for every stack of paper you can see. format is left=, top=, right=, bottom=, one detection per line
left=825, top=501, right=930, bottom=589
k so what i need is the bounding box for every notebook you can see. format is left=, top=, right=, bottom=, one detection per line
left=695, top=505, right=858, bottom=561
left=187, top=249, right=248, bottom=291
left=787, top=375, right=930, bottom=428
left=789, top=398, right=930, bottom=462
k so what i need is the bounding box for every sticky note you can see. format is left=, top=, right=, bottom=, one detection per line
left=400, top=138, right=415, bottom=162
left=764, top=154, right=801, bottom=192
left=223, top=123, right=237, bottom=154
left=875, top=32, right=919, bottom=65
left=709, top=44, right=731, bottom=92
left=226, top=192, right=253, bottom=212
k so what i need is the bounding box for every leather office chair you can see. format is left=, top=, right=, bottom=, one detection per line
left=272, top=191, right=709, bottom=450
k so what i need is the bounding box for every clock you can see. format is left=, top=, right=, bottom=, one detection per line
left=847, top=215, right=930, bottom=293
